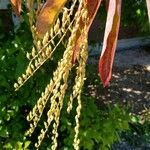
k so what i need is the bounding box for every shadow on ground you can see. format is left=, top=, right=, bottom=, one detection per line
left=87, top=48, right=150, bottom=116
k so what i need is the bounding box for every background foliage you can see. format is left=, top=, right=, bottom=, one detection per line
left=122, top=0, right=149, bottom=32
left=97, top=0, right=149, bottom=36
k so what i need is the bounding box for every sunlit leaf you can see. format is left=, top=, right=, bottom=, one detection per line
left=146, top=0, right=150, bottom=23
left=36, top=0, right=67, bottom=38
left=99, top=0, right=122, bottom=87
left=24, top=141, right=31, bottom=149
left=11, top=0, right=22, bottom=16
left=72, top=0, right=102, bottom=63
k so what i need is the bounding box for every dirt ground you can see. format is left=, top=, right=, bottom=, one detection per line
left=88, top=47, right=150, bottom=115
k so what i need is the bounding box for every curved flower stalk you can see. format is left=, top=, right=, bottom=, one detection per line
left=13, top=0, right=89, bottom=149
left=11, top=0, right=150, bottom=149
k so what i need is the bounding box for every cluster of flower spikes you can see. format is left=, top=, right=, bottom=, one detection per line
left=14, top=0, right=89, bottom=149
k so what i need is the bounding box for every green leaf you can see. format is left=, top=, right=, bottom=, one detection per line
left=0, top=75, right=9, bottom=88
left=0, top=127, right=9, bottom=138
left=24, top=141, right=31, bottom=149
left=16, top=141, right=23, bottom=150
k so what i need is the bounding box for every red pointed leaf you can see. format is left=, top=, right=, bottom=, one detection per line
left=105, top=0, right=109, bottom=12
left=36, top=0, right=67, bottom=38
left=86, top=0, right=103, bottom=28
left=72, top=0, right=102, bottom=63
left=11, top=0, right=22, bottom=16
left=99, top=0, right=122, bottom=87
left=146, top=0, right=150, bottom=23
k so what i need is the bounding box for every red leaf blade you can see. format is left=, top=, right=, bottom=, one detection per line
left=72, top=0, right=102, bottom=63
left=86, top=0, right=102, bottom=29
left=146, top=0, right=150, bottom=23
left=36, top=0, right=67, bottom=38
left=99, top=0, right=122, bottom=87
left=11, top=0, right=22, bottom=16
